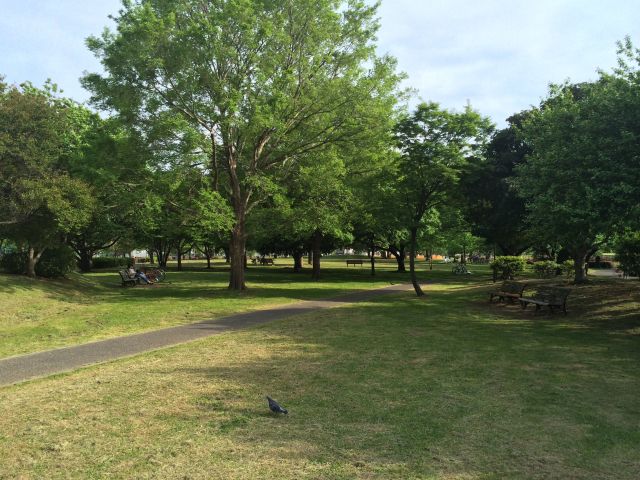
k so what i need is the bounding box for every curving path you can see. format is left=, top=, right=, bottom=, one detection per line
left=0, top=283, right=412, bottom=387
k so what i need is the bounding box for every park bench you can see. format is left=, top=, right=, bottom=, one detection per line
left=260, top=258, right=274, bottom=266
left=519, top=286, right=571, bottom=315
left=346, top=259, right=363, bottom=267
left=489, top=281, right=527, bottom=303
left=118, top=270, right=138, bottom=287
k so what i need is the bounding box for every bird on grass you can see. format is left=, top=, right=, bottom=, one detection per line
left=266, top=396, right=288, bottom=415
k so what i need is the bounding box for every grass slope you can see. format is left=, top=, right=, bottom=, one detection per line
left=0, top=276, right=638, bottom=479
left=0, top=258, right=411, bottom=358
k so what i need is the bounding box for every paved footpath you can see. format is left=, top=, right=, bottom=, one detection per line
left=0, top=283, right=412, bottom=387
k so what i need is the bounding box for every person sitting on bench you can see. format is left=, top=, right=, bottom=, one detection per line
left=127, top=266, right=152, bottom=284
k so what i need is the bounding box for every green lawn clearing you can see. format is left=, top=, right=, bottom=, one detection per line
left=0, top=274, right=638, bottom=479
left=0, top=258, right=463, bottom=358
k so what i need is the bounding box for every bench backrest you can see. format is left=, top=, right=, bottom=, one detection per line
left=534, top=286, right=571, bottom=304
left=501, top=281, right=526, bottom=294
left=119, top=270, right=134, bottom=281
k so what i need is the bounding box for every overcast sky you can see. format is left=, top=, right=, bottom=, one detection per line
left=2, top=0, right=639, bottom=126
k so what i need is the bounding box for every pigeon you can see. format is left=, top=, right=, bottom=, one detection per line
left=266, top=396, right=288, bottom=415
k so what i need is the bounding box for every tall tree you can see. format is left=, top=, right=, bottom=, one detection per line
left=83, top=0, right=402, bottom=290
left=461, top=112, right=531, bottom=255
left=395, top=102, right=490, bottom=296
left=0, top=81, right=94, bottom=276
left=516, top=44, right=640, bottom=283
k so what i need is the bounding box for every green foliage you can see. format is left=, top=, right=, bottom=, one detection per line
left=615, top=234, right=640, bottom=277
left=561, top=260, right=575, bottom=278
left=533, top=260, right=559, bottom=278
left=490, top=256, right=526, bottom=280
left=0, top=252, right=26, bottom=274
left=0, top=246, right=76, bottom=277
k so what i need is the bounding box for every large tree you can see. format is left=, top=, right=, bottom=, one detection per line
left=461, top=112, right=531, bottom=255
left=0, top=81, right=94, bottom=276
left=516, top=40, right=640, bottom=282
left=83, top=0, right=401, bottom=290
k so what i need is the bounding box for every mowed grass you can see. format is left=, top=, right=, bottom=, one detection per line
left=0, top=257, right=426, bottom=358
left=0, top=276, right=638, bottom=479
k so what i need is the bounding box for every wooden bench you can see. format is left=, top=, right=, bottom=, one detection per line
left=260, top=258, right=274, bottom=266
left=118, top=270, right=138, bottom=287
left=346, top=259, right=363, bottom=267
left=489, top=281, right=527, bottom=303
left=519, top=286, right=571, bottom=315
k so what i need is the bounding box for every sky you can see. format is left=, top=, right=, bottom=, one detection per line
left=1, top=0, right=640, bottom=126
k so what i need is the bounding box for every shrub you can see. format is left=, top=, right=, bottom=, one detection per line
left=616, top=234, right=640, bottom=277
left=533, top=260, right=558, bottom=278
left=561, top=260, right=575, bottom=278
left=0, top=246, right=77, bottom=277
left=92, top=257, right=131, bottom=269
left=490, top=256, right=526, bottom=280
left=0, top=251, right=26, bottom=274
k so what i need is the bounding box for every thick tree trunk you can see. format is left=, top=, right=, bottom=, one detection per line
left=311, top=231, right=322, bottom=280
left=78, top=248, right=93, bottom=273
left=409, top=228, right=425, bottom=296
left=573, top=252, right=589, bottom=284
left=292, top=250, right=303, bottom=273
left=228, top=223, right=246, bottom=290
left=390, top=246, right=406, bottom=272
left=370, top=242, right=376, bottom=276
left=26, top=247, right=44, bottom=278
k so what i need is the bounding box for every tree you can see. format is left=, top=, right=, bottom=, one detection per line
left=0, top=81, right=94, bottom=277
left=395, top=102, right=490, bottom=296
left=461, top=112, right=531, bottom=255
left=516, top=40, right=640, bottom=283
left=83, top=0, right=402, bottom=290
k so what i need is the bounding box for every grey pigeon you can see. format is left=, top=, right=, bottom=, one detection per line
left=266, top=396, right=288, bottom=415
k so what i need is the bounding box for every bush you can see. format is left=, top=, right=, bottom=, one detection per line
left=616, top=234, right=640, bottom=277
left=490, top=256, right=526, bottom=280
left=561, top=259, right=575, bottom=278
left=0, top=246, right=77, bottom=277
left=0, top=251, right=26, bottom=274
left=533, top=260, right=558, bottom=278
left=92, top=257, right=131, bottom=269
left=36, top=247, right=77, bottom=277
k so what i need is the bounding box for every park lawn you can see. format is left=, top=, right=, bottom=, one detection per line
left=0, top=258, right=472, bottom=359
left=0, top=277, right=638, bottom=479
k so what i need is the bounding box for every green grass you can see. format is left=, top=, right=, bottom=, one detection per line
left=0, top=257, right=437, bottom=358
left=0, top=272, right=638, bottom=478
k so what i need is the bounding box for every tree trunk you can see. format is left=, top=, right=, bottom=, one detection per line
left=293, top=250, right=303, bottom=273
left=307, top=250, right=312, bottom=265
left=409, top=228, right=425, bottom=296
left=429, top=250, right=433, bottom=271
left=78, top=248, right=93, bottom=273
left=228, top=223, right=246, bottom=290
left=206, top=254, right=211, bottom=269
left=223, top=247, right=230, bottom=264
left=149, top=250, right=154, bottom=264
left=26, top=246, right=44, bottom=278
left=573, top=252, right=589, bottom=284
left=370, top=242, right=376, bottom=276
left=311, top=231, right=322, bottom=280
left=390, top=246, right=406, bottom=272
left=176, top=245, right=183, bottom=271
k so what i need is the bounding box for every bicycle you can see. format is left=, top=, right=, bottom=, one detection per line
left=452, top=263, right=471, bottom=275
left=144, top=268, right=166, bottom=283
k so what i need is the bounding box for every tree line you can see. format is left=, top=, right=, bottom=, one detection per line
left=1, top=1, right=639, bottom=292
